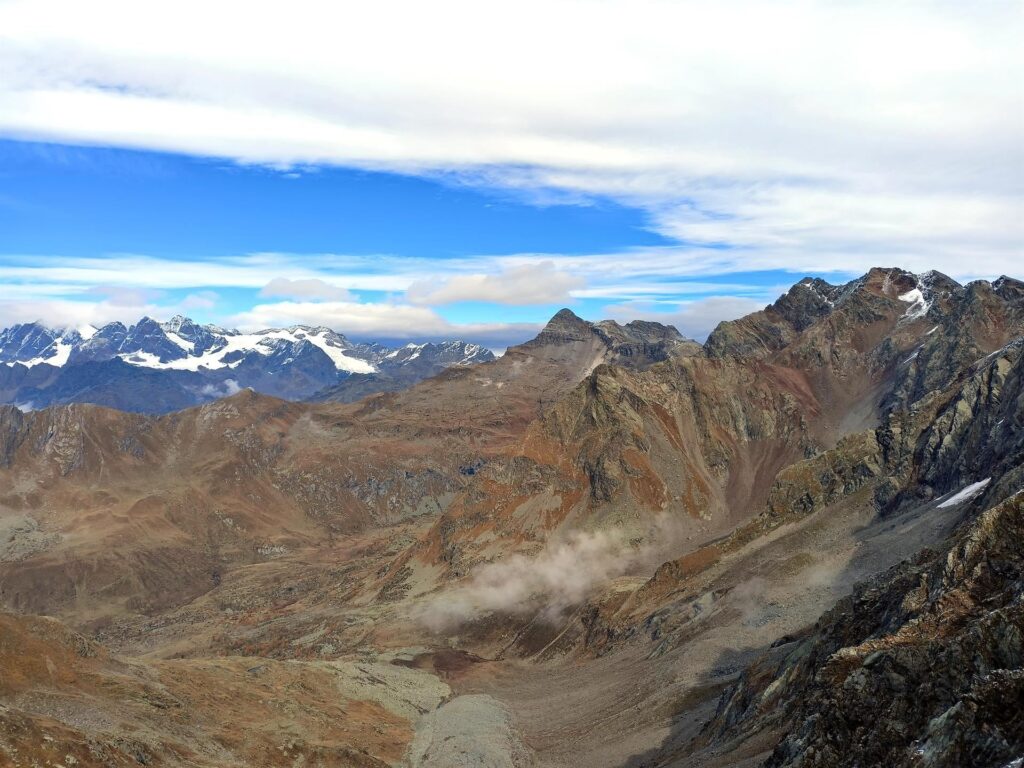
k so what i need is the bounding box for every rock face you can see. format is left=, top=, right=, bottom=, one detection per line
left=0, top=315, right=495, bottom=412
left=601, top=269, right=1024, bottom=767
left=390, top=269, right=1023, bottom=598
left=702, top=493, right=1024, bottom=768
left=524, top=309, right=701, bottom=368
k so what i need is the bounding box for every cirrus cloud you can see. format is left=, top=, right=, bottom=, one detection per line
left=605, top=295, right=767, bottom=342
left=231, top=300, right=540, bottom=348
left=406, top=261, right=584, bottom=305
left=0, top=0, right=1018, bottom=278
left=259, top=277, right=354, bottom=302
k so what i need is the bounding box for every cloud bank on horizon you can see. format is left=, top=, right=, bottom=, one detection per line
left=0, top=0, right=1020, bottom=346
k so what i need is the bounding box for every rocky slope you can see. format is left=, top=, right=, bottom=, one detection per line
left=698, top=491, right=1023, bottom=768
left=0, top=267, right=1020, bottom=767
left=0, top=311, right=692, bottom=627
left=0, top=610, right=453, bottom=767
left=382, top=270, right=1022, bottom=603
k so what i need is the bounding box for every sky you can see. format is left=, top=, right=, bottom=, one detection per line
left=0, top=0, right=1021, bottom=348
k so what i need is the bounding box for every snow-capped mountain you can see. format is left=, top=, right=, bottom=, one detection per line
left=0, top=316, right=493, bottom=412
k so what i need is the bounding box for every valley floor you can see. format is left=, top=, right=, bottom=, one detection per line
left=3, top=483, right=969, bottom=767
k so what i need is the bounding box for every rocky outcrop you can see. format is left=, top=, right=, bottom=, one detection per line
left=876, top=337, right=1024, bottom=512
left=884, top=276, right=1024, bottom=413
left=522, top=309, right=699, bottom=369
left=764, top=429, right=883, bottom=520
left=701, top=493, right=1024, bottom=768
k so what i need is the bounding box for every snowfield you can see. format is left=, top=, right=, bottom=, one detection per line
left=937, top=478, right=992, bottom=508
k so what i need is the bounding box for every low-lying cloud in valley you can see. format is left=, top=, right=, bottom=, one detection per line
left=418, top=516, right=686, bottom=631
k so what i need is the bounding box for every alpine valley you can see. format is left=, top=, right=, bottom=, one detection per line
left=0, top=267, right=1022, bottom=768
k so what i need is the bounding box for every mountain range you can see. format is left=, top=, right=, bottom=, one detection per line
left=0, top=267, right=1021, bottom=768
left=0, top=315, right=495, bottom=411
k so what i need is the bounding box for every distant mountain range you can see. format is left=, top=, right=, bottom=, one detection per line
left=0, top=315, right=494, bottom=412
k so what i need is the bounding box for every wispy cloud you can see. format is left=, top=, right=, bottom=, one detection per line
left=231, top=299, right=540, bottom=346
left=0, top=0, right=1018, bottom=278
left=180, top=290, right=219, bottom=310
left=259, top=277, right=353, bottom=302
left=418, top=515, right=689, bottom=630
left=605, top=296, right=768, bottom=341
left=407, top=261, right=583, bottom=306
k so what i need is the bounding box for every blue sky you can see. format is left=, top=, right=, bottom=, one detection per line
left=0, top=1, right=1019, bottom=347
left=0, top=139, right=801, bottom=345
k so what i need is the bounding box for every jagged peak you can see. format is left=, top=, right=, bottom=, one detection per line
left=162, top=314, right=197, bottom=332
left=519, top=308, right=595, bottom=347
left=286, top=324, right=339, bottom=335
left=546, top=307, right=589, bottom=329
left=596, top=318, right=689, bottom=345
left=131, top=315, right=164, bottom=330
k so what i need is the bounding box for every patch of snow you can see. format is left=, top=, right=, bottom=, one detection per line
left=164, top=330, right=195, bottom=353
left=20, top=339, right=73, bottom=368
left=898, top=287, right=930, bottom=320
left=121, top=328, right=377, bottom=374
left=926, top=325, right=940, bottom=335
left=937, top=478, right=992, bottom=508
left=902, top=350, right=919, bottom=365
left=303, top=329, right=375, bottom=373
left=77, top=324, right=97, bottom=340
left=119, top=350, right=164, bottom=367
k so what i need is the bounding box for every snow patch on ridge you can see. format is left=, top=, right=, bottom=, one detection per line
left=19, top=339, right=74, bottom=368
left=299, top=329, right=376, bottom=373
left=898, top=287, right=930, bottom=320
left=937, top=478, right=991, bottom=508
left=164, top=331, right=195, bottom=354
left=123, top=328, right=376, bottom=373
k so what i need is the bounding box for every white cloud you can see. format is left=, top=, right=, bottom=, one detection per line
left=199, top=379, right=242, bottom=398
left=0, top=0, right=1019, bottom=276
left=259, top=277, right=353, bottom=301
left=0, top=297, right=166, bottom=329
left=406, top=261, right=583, bottom=305
left=180, top=290, right=219, bottom=310
left=419, top=514, right=690, bottom=629
left=232, top=299, right=540, bottom=347
left=84, top=284, right=164, bottom=306
left=605, top=295, right=767, bottom=341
